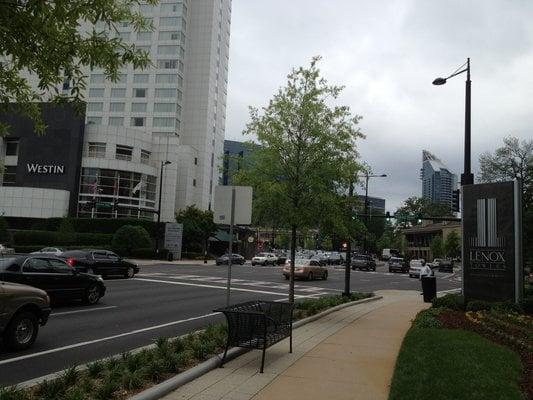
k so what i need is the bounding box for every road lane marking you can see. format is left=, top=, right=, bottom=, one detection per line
left=51, top=306, right=117, bottom=317
left=0, top=312, right=219, bottom=366
left=133, top=277, right=335, bottom=297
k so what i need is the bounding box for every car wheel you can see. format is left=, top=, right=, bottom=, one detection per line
left=86, top=267, right=95, bottom=275
left=84, top=284, right=101, bottom=305
left=124, top=266, right=135, bottom=279
left=323, top=271, right=328, bottom=280
left=307, top=272, right=313, bottom=281
left=3, top=312, right=39, bottom=351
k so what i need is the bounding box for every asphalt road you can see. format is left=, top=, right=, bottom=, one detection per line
left=0, top=261, right=460, bottom=386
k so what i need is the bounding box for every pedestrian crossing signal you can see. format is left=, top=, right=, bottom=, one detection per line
left=452, top=189, right=460, bottom=212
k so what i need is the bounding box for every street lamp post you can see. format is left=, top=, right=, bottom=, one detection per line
left=155, top=160, right=171, bottom=255
left=433, top=58, right=474, bottom=186
left=361, top=173, right=387, bottom=254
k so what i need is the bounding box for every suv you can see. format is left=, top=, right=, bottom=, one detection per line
left=0, top=281, right=51, bottom=350
left=389, top=257, right=408, bottom=273
left=351, top=254, right=376, bottom=271
left=438, top=259, right=454, bottom=273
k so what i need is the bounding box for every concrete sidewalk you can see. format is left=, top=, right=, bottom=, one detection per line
left=162, top=290, right=428, bottom=400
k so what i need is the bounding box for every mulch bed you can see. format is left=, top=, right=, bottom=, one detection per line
left=437, top=310, right=532, bottom=399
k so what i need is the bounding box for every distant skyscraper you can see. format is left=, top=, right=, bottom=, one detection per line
left=421, top=150, right=458, bottom=210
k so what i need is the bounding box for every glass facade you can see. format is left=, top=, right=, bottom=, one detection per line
left=77, top=167, right=156, bottom=219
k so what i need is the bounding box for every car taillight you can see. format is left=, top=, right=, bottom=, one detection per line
left=66, top=258, right=76, bottom=267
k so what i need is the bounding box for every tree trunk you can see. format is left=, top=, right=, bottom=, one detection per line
left=289, top=224, right=297, bottom=304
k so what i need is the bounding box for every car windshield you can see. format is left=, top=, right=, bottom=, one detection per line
left=390, top=258, right=403, bottom=262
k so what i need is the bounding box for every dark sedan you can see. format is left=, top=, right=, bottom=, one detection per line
left=351, top=254, right=376, bottom=271
left=216, top=253, right=245, bottom=265
left=0, top=256, right=106, bottom=305
left=61, top=249, right=139, bottom=278
left=388, top=257, right=408, bottom=273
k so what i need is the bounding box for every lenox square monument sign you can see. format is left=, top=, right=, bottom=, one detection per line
left=462, top=181, right=524, bottom=303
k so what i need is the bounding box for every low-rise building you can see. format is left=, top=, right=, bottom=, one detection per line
left=402, top=221, right=461, bottom=261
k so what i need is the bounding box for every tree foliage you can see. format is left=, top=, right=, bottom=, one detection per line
left=235, top=57, right=364, bottom=302
left=395, top=196, right=453, bottom=226
left=0, top=0, right=155, bottom=136
left=175, top=205, right=217, bottom=253
left=444, top=230, right=461, bottom=258
left=430, top=235, right=444, bottom=259
left=479, top=136, right=532, bottom=207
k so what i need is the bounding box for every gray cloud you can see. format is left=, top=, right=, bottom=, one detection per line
left=225, top=0, right=533, bottom=210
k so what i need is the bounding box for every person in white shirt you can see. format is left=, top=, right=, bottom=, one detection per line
left=419, top=264, right=433, bottom=280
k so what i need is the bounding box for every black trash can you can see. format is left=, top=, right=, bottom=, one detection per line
left=167, top=252, right=174, bottom=262
left=421, top=276, right=436, bottom=303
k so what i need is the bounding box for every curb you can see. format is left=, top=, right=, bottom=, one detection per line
left=129, top=295, right=383, bottom=400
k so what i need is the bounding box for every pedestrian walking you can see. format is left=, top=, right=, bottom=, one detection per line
left=420, top=263, right=436, bottom=302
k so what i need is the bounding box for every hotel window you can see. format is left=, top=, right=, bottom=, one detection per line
left=192, top=179, right=196, bottom=187
left=133, top=74, right=149, bottom=83
left=4, top=138, right=19, bottom=156
left=157, top=45, right=178, bottom=55
left=131, top=117, right=145, bottom=127
left=117, top=31, right=130, bottom=41
left=153, top=117, right=174, bottom=127
left=134, top=88, right=146, bottom=98
left=158, top=31, right=179, bottom=41
left=86, top=116, right=102, bottom=125
left=2, top=166, right=16, bottom=186
left=137, top=31, right=152, bottom=41
left=108, top=117, right=124, bottom=126
left=88, top=142, right=106, bottom=158
left=111, top=88, right=126, bottom=98
left=87, top=102, right=103, bottom=112
left=109, top=102, right=125, bottom=112
left=116, top=74, right=127, bottom=84
left=155, top=74, right=177, bottom=84
left=194, top=157, right=197, bottom=165
left=131, top=103, right=147, bottom=112
left=137, top=45, right=151, bottom=53
left=141, top=150, right=151, bottom=165
left=160, top=17, right=179, bottom=27
left=89, top=88, right=104, bottom=97
left=139, top=3, right=153, bottom=14
left=90, top=74, right=105, bottom=84
left=153, top=103, right=175, bottom=113
left=157, top=60, right=178, bottom=69
left=155, top=88, right=176, bottom=98
left=116, top=145, right=133, bottom=161
left=161, top=3, right=179, bottom=13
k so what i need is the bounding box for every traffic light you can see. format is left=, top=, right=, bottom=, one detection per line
left=385, top=211, right=391, bottom=222
left=452, top=189, right=460, bottom=212
left=416, top=213, right=423, bottom=224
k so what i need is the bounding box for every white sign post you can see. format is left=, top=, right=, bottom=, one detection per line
left=164, top=222, right=183, bottom=260
left=214, top=186, right=252, bottom=305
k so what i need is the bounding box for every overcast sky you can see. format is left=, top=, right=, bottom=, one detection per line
left=224, top=0, right=533, bottom=211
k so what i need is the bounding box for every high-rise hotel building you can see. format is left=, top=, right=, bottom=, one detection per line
left=0, top=0, right=232, bottom=223
left=420, top=150, right=458, bottom=210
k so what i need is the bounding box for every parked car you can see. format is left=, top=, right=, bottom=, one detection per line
left=216, top=253, right=245, bottom=265
left=282, top=259, right=328, bottom=281
left=310, top=253, right=328, bottom=266
left=275, top=252, right=287, bottom=265
left=430, top=258, right=443, bottom=268
left=0, top=256, right=106, bottom=305
left=0, top=280, right=51, bottom=350
left=251, top=252, right=278, bottom=266
left=388, top=257, right=408, bottom=273
left=327, top=252, right=344, bottom=265
left=409, top=259, right=425, bottom=278
left=351, top=254, right=376, bottom=271
left=0, top=244, right=15, bottom=255
left=60, top=249, right=139, bottom=278
left=438, top=259, right=454, bottom=273
left=382, top=248, right=400, bottom=261
left=30, top=247, right=65, bottom=256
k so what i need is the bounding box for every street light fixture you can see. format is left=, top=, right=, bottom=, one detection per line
left=155, top=160, right=172, bottom=256
left=433, top=58, right=474, bottom=186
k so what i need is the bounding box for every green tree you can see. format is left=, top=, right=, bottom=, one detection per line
left=395, top=196, right=453, bottom=227
left=0, top=0, right=154, bottom=137
left=0, top=216, right=11, bottom=244
left=235, top=57, right=364, bottom=303
left=444, top=230, right=461, bottom=258
left=112, top=225, right=151, bottom=255
left=430, top=236, right=444, bottom=259
left=176, top=205, right=217, bottom=254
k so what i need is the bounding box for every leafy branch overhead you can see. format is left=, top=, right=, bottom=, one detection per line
left=0, top=0, right=155, bottom=136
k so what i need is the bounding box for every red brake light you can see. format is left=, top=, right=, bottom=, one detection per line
left=66, top=258, right=76, bottom=267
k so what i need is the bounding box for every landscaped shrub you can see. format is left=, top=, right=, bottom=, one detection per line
left=112, top=225, right=151, bottom=256
left=466, top=300, right=493, bottom=312
left=412, top=308, right=444, bottom=329
left=0, top=216, right=11, bottom=244
left=431, top=293, right=464, bottom=310
left=491, top=301, right=523, bottom=313
left=75, top=233, right=113, bottom=246
left=57, top=218, right=75, bottom=245
left=13, top=231, right=113, bottom=248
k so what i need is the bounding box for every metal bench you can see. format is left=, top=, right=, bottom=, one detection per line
left=214, top=300, right=294, bottom=373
